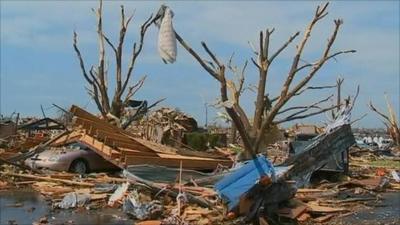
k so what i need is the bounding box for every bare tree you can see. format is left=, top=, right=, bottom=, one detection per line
left=73, top=0, right=156, bottom=120
left=173, top=3, right=355, bottom=158
left=369, top=95, right=400, bottom=146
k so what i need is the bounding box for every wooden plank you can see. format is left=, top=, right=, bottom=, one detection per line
left=51, top=131, right=82, bottom=146
left=278, top=205, right=307, bottom=219
left=70, top=105, right=234, bottom=170
left=2, top=172, right=94, bottom=187
left=71, top=105, right=109, bottom=125
left=73, top=117, right=122, bottom=135
left=306, top=203, right=348, bottom=213
left=74, top=117, right=129, bottom=139
left=133, top=138, right=179, bottom=155
left=297, top=188, right=325, bottom=193
left=259, top=217, right=269, bottom=225
left=136, top=221, right=161, bottom=225
left=78, top=134, right=121, bottom=158
left=71, top=106, right=134, bottom=138
left=156, top=153, right=231, bottom=162
left=72, top=108, right=158, bottom=154
left=91, top=132, right=154, bottom=153
left=82, top=129, right=153, bottom=152
left=239, top=195, right=253, bottom=215
left=119, top=148, right=157, bottom=157
left=74, top=124, right=157, bottom=155
left=77, top=137, right=123, bottom=168
left=297, top=212, right=311, bottom=222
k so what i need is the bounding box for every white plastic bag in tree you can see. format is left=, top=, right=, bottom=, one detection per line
left=158, top=8, right=177, bottom=64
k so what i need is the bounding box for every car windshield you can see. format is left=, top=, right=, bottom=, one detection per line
left=67, top=142, right=89, bottom=150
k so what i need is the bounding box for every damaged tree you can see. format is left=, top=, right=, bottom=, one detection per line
left=174, top=3, right=355, bottom=158
left=73, top=0, right=161, bottom=125
left=369, top=94, right=400, bottom=146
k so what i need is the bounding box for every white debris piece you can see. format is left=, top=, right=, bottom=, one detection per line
left=108, top=182, right=129, bottom=206
left=326, top=103, right=352, bottom=133
left=391, top=170, right=400, bottom=183
left=157, top=7, right=177, bottom=64
left=56, top=192, right=91, bottom=209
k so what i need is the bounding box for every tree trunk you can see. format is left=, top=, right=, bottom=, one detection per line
left=230, top=123, right=237, bottom=144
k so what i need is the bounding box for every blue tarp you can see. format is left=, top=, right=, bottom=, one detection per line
left=215, top=155, right=290, bottom=210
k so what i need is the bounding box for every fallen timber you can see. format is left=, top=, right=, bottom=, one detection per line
left=0, top=172, right=95, bottom=187
left=3, top=105, right=356, bottom=223
left=50, top=105, right=233, bottom=171
left=4, top=105, right=232, bottom=209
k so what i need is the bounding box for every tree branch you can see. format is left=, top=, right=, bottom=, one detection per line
left=255, top=3, right=345, bottom=151
left=176, top=32, right=255, bottom=157
left=277, top=3, right=330, bottom=101
left=263, top=28, right=274, bottom=59
left=351, top=113, right=367, bottom=125
left=121, top=14, right=155, bottom=96
left=201, top=42, right=222, bottom=68
left=102, top=33, right=117, bottom=54
left=349, top=85, right=360, bottom=111
left=275, top=104, right=337, bottom=124
left=94, top=0, right=110, bottom=112
left=175, top=33, right=220, bottom=81
left=369, top=101, right=391, bottom=122
left=287, top=22, right=356, bottom=100
left=269, top=31, right=300, bottom=63
left=123, top=75, right=147, bottom=106
left=73, top=32, right=93, bottom=85
left=278, top=94, right=333, bottom=115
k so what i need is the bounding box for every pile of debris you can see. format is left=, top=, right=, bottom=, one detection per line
left=0, top=115, right=66, bottom=160
left=130, top=107, right=198, bottom=147
left=276, top=153, right=400, bottom=224
left=0, top=163, right=227, bottom=224
left=1, top=105, right=399, bottom=225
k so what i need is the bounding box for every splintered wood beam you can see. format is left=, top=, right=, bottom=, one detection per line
left=78, top=134, right=121, bottom=158
left=74, top=117, right=118, bottom=133
left=50, top=131, right=82, bottom=146
left=2, top=172, right=95, bottom=187
left=70, top=105, right=123, bottom=132
left=75, top=124, right=156, bottom=153
left=119, top=148, right=156, bottom=156
left=71, top=105, right=153, bottom=142
left=70, top=105, right=233, bottom=170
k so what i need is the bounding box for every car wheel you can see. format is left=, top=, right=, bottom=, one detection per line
left=70, top=159, right=89, bottom=174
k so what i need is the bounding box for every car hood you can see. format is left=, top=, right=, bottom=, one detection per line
left=33, top=148, right=80, bottom=160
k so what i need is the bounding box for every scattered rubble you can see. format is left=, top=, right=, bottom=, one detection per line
left=1, top=105, right=399, bottom=225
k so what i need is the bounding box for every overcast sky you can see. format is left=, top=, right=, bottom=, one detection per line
left=1, top=0, right=399, bottom=128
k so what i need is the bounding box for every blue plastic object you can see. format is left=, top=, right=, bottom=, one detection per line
left=215, top=155, right=288, bottom=210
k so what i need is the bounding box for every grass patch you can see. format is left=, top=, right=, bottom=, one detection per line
left=368, top=159, right=400, bottom=169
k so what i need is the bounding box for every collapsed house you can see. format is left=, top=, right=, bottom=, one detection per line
left=0, top=118, right=17, bottom=139
left=47, top=105, right=231, bottom=170
left=0, top=116, right=66, bottom=160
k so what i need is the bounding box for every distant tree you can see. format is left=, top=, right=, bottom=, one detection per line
left=73, top=0, right=160, bottom=122
left=369, top=94, right=400, bottom=146
left=173, top=3, right=355, bottom=158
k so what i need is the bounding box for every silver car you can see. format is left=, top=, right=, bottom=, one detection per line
left=25, top=142, right=119, bottom=174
